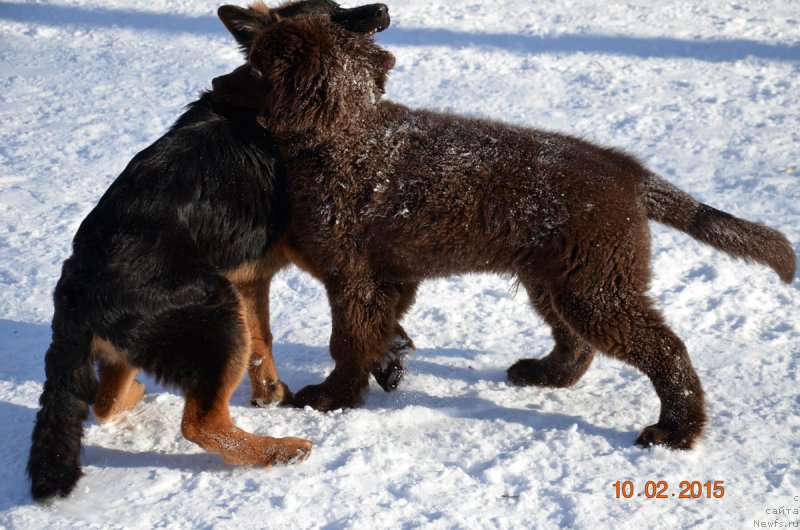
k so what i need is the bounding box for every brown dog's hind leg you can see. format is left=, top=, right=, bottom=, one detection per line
left=92, top=337, right=145, bottom=423
left=551, top=286, right=706, bottom=450
left=508, top=283, right=595, bottom=388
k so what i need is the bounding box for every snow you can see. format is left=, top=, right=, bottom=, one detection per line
left=1, top=0, right=799, bottom=527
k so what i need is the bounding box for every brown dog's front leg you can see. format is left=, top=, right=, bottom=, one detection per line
left=294, top=280, right=397, bottom=411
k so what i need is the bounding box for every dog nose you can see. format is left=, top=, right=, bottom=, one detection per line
left=332, top=3, right=390, bottom=33
left=374, top=3, right=390, bottom=30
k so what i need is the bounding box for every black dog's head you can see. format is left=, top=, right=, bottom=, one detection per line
left=218, top=1, right=389, bottom=53
left=212, top=14, right=395, bottom=140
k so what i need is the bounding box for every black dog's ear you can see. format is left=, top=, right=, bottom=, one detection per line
left=218, top=5, right=271, bottom=49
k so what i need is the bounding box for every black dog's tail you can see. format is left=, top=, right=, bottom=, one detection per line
left=642, top=172, right=796, bottom=283
left=28, top=275, right=98, bottom=502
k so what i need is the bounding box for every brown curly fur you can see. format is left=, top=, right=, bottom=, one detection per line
left=212, top=15, right=796, bottom=449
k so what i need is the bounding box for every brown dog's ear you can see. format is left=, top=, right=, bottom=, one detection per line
left=250, top=16, right=385, bottom=140
left=252, top=17, right=344, bottom=137
left=218, top=5, right=272, bottom=50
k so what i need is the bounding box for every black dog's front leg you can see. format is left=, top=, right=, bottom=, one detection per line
left=371, top=323, right=415, bottom=392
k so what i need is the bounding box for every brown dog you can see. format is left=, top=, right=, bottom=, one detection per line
left=212, top=15, right=796, bottom=450
left=213, top=2, right=413, bottom=403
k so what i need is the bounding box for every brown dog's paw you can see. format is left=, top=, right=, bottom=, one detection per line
left=251, top=380, right=293, bottom=408
left=293, top=383, right=363, bottom=412
left=507, top=359, right=560, bottom=387
left=635, top=424, right=701, bottom=450
left=507, top=359, right=544, bottom=387
left=507, top=358, right=585, bottom=388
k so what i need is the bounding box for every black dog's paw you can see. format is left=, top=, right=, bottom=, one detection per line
left=293, top=382, right=363, bottom=412
left=372, top=333, right=415, bottom=392
left=251, top=380, right=293, bottom=408
left=372, top=362, right=405, bottom=392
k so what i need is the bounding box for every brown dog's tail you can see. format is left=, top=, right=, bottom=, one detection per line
left=642, top=172, right=796, bottom=283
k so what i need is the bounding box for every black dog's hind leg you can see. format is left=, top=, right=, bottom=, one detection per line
left=138, top=277, right=312, bottom=465
left=92, top=349, right=145, bottom=423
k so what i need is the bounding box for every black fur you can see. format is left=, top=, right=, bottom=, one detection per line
left=28, top=0, right=397, bottom=502
left=27, top=93, right=283, bottom=501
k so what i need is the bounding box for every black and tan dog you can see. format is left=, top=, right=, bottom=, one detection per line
left=27, top=1, right=403, bottom=502
left=212, top=15, right=796, bottom=451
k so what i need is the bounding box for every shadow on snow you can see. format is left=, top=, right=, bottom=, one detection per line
left=1, top=2, right=798, bottom=63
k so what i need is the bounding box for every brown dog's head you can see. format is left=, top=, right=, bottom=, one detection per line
left=213, top=12, right=395, bottom=140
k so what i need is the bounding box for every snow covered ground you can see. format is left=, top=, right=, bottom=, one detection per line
left=1, top=0, right=798, bottom=527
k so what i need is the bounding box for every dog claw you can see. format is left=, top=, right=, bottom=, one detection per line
left=372, top=363, right=405, bottom=392
left=286, top=444, right=312, bottom=465
left=251, top=380, right=293, bottom=407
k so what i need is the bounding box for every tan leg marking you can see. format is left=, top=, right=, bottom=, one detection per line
left=240, top=278, right=293, bottom=406
left=224, top=241, right=313, bottom=406
left=179, top=311, right=311, bottom=466
left=91, top=335, right=145, bottom=423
